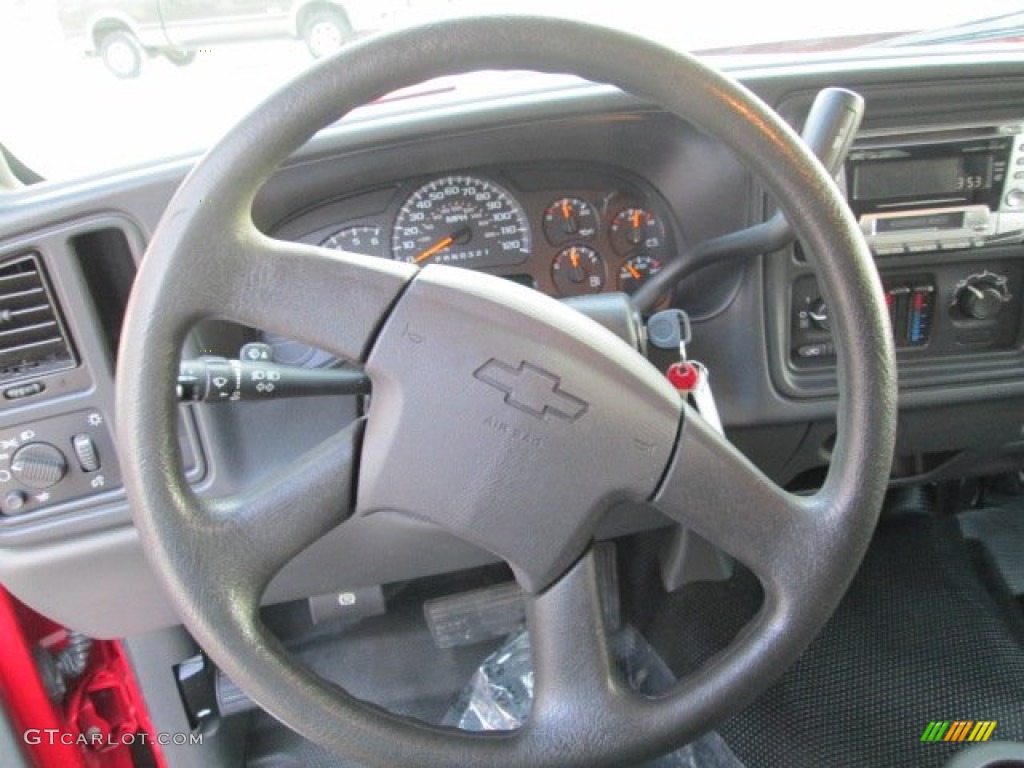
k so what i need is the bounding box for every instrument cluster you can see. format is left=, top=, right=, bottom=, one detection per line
left=300, top=167, right=679, bottom=300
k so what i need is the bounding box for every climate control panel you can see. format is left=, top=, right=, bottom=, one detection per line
left=790, top=260, right=1023, bottom=367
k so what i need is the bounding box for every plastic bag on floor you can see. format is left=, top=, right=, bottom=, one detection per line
left=445, top=629, right=532, bottom=731
left=444, top=626, right=745, bottom=767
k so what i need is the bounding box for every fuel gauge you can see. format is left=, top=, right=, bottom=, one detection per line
left=551, top=245, right=606, bottom=297
left=543, top=197, right=598, bottom=245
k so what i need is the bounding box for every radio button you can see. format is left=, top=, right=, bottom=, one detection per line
left=1005, top=188, right=1024, bottom=208
left=940, top=240, right=972, bottom=251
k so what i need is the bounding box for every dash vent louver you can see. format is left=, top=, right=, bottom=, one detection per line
left=0, top=254, right=76, bottom=385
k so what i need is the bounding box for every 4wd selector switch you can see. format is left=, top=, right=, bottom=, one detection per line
left=10, top=442, right=68, bottom=489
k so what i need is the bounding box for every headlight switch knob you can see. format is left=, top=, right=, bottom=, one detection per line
left=11, top=442, right=68, bottom=490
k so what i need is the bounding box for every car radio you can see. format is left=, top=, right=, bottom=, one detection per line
left=846, top=122, right=1024, bottom=254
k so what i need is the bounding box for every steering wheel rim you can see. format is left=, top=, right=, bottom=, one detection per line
left=116, top=16, right=896, bottom=768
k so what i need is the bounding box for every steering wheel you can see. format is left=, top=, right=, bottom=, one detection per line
left=116, top=16, right=896, bottom=768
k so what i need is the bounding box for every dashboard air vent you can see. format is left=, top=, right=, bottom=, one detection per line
left=0, top=254, right=75, bottom=385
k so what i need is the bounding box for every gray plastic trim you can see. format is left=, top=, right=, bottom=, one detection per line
left=0, top=699, right=30, bottom=768
left=122, top=627, right=245, bottom=768
left=0, top=215, right=205, bottom=543
left=944, top=741, right=1024, bottom=768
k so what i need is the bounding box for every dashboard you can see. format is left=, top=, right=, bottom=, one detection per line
left=1, top=53, right=1024, bottom=639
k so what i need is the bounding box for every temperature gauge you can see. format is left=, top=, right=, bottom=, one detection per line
left=618, top=253, right=664, bottom=294
left=610, top=208, right=665, bottom=256
left=551, top=245, right=606, bottom=297
left=543, top=197, right=598, bottom=245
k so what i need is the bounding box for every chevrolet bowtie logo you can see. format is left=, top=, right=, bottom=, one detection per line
left=474, top=359, right=589, bottom=422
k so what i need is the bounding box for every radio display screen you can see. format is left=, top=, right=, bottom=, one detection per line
left=853, top=157, right=968, bottom=201
left=846, top=136, right=1009, bottom=217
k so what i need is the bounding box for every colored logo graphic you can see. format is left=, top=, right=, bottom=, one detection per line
left=921, top=721, right=997, bottom=743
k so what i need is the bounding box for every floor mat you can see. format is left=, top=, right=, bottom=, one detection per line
left=644, top=515, right=1024, bottom=768
left=959, top=501, right=1024, bottom=595
left=445, top=627, right=746, bottom=768
left=246, top=584, right=508, bottom=767
left=246, top=601, right=748, bottom=767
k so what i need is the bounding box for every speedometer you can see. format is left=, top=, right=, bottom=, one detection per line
left=391, top=176, right=531, bottom=268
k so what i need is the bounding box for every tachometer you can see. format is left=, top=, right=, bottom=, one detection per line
left=391, top=176, right=531, bottom=268
left=320, top=225, right=385, bottom=257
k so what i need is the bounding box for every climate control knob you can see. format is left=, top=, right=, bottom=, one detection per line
left=10, top=442, right=68, bottom=490
left=953, top=272, right=1010, bottom=321
left=959, top=284, right=1004, bottom=320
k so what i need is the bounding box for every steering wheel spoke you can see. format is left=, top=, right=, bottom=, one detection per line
left=214, top=231, right=416, bottom=363
left=524, top=550, right=619, bottom=725
left=202, top=420, right=364, bottom=598
left=653, top=406, right=818, bottom=597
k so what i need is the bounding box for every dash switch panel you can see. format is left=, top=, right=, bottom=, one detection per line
left=0, top=409, right=118, bottom=516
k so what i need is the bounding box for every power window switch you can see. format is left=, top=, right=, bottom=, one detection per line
left=72, top=434, right=100, bottom=472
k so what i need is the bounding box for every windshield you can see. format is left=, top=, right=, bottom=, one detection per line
left=3, top=0, right=1023, bottom=181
